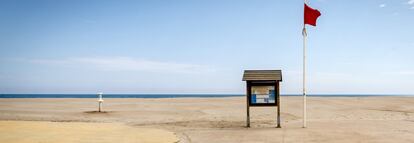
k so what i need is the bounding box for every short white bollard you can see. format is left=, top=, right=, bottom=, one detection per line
left=97, top=92, right=104, bottom=112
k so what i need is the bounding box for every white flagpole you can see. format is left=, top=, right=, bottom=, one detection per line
left=303, top=0, right=308, bottom=128
left=302, top=26, right=307, bottom=128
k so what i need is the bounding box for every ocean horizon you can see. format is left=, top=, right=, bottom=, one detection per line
left=0, top=94, right=412, bottom=98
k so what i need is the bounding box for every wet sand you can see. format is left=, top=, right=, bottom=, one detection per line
left=0, top=96, right=413, bottom=143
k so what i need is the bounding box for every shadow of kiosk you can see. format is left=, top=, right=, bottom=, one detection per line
left=242, top=70, right=282, bottom=128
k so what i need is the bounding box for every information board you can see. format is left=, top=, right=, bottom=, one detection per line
left=250, top=86, right=275, bottom=104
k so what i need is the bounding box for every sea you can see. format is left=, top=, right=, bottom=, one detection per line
left=0, top=94, right=411, bottom=98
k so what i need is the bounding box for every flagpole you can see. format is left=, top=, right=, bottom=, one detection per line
left=302, top=25, right=307, bottom=128
left=303, top=0, right=308, bottom=128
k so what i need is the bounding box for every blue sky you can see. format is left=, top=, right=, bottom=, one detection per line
left=0, top=0, right=413, bottom=94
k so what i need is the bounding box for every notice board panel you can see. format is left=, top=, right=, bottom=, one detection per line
left=247, top=81, right=278, bottom=107
left=250, top=86, right=276, bottom=104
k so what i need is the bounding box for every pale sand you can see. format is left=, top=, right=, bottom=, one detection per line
left=0, top=96, right=413, bottom=143
left=0, top=121, right=178, bottom=143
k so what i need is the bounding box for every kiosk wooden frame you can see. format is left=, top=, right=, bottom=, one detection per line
left=242, top=70, right=282, bottom=128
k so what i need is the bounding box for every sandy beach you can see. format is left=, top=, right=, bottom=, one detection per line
left=0, top=96, right=413, bottom=143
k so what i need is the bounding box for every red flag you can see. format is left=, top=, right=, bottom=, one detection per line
left=304, top=3, right=321, bottom=26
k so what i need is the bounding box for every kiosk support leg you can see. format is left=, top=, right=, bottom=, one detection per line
left=276, top=82, right=281, bottom=128
left=247, top=105, right=250, bottom=127
left=277, top=106, right=281, bottom=128
left=246, top=82, right=250, bottom=128
left=246, top=95, right=250, bottom=127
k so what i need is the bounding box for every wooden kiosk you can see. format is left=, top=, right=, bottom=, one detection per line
left=242, top=70, right=282, bottom=128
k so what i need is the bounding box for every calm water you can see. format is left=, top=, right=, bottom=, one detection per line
left=0, top=94, right=410, bottom=98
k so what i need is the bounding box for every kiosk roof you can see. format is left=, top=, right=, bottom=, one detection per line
left=242, top=70, right=282, bottom=81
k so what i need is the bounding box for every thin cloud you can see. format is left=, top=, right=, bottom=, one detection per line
left=393, top=71, right=414, bottom=75
left=379, top=4, right=386, bottom=8
left=408, top=0, right=414, bottom=9
left=29, top=57, right=217, bottom=74
left=382, top=71, right=414, bottom=76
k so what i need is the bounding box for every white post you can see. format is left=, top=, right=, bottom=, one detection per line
left=302, top=0, right=309, bottom=128
left=98, top=92, right=104, bottom=112
left=302, top=26, right=307, bottom=128
left=99, top=102, right=102, bottom=112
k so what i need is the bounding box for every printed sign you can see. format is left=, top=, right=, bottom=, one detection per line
left=250, top=86, right=275, bottom=104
